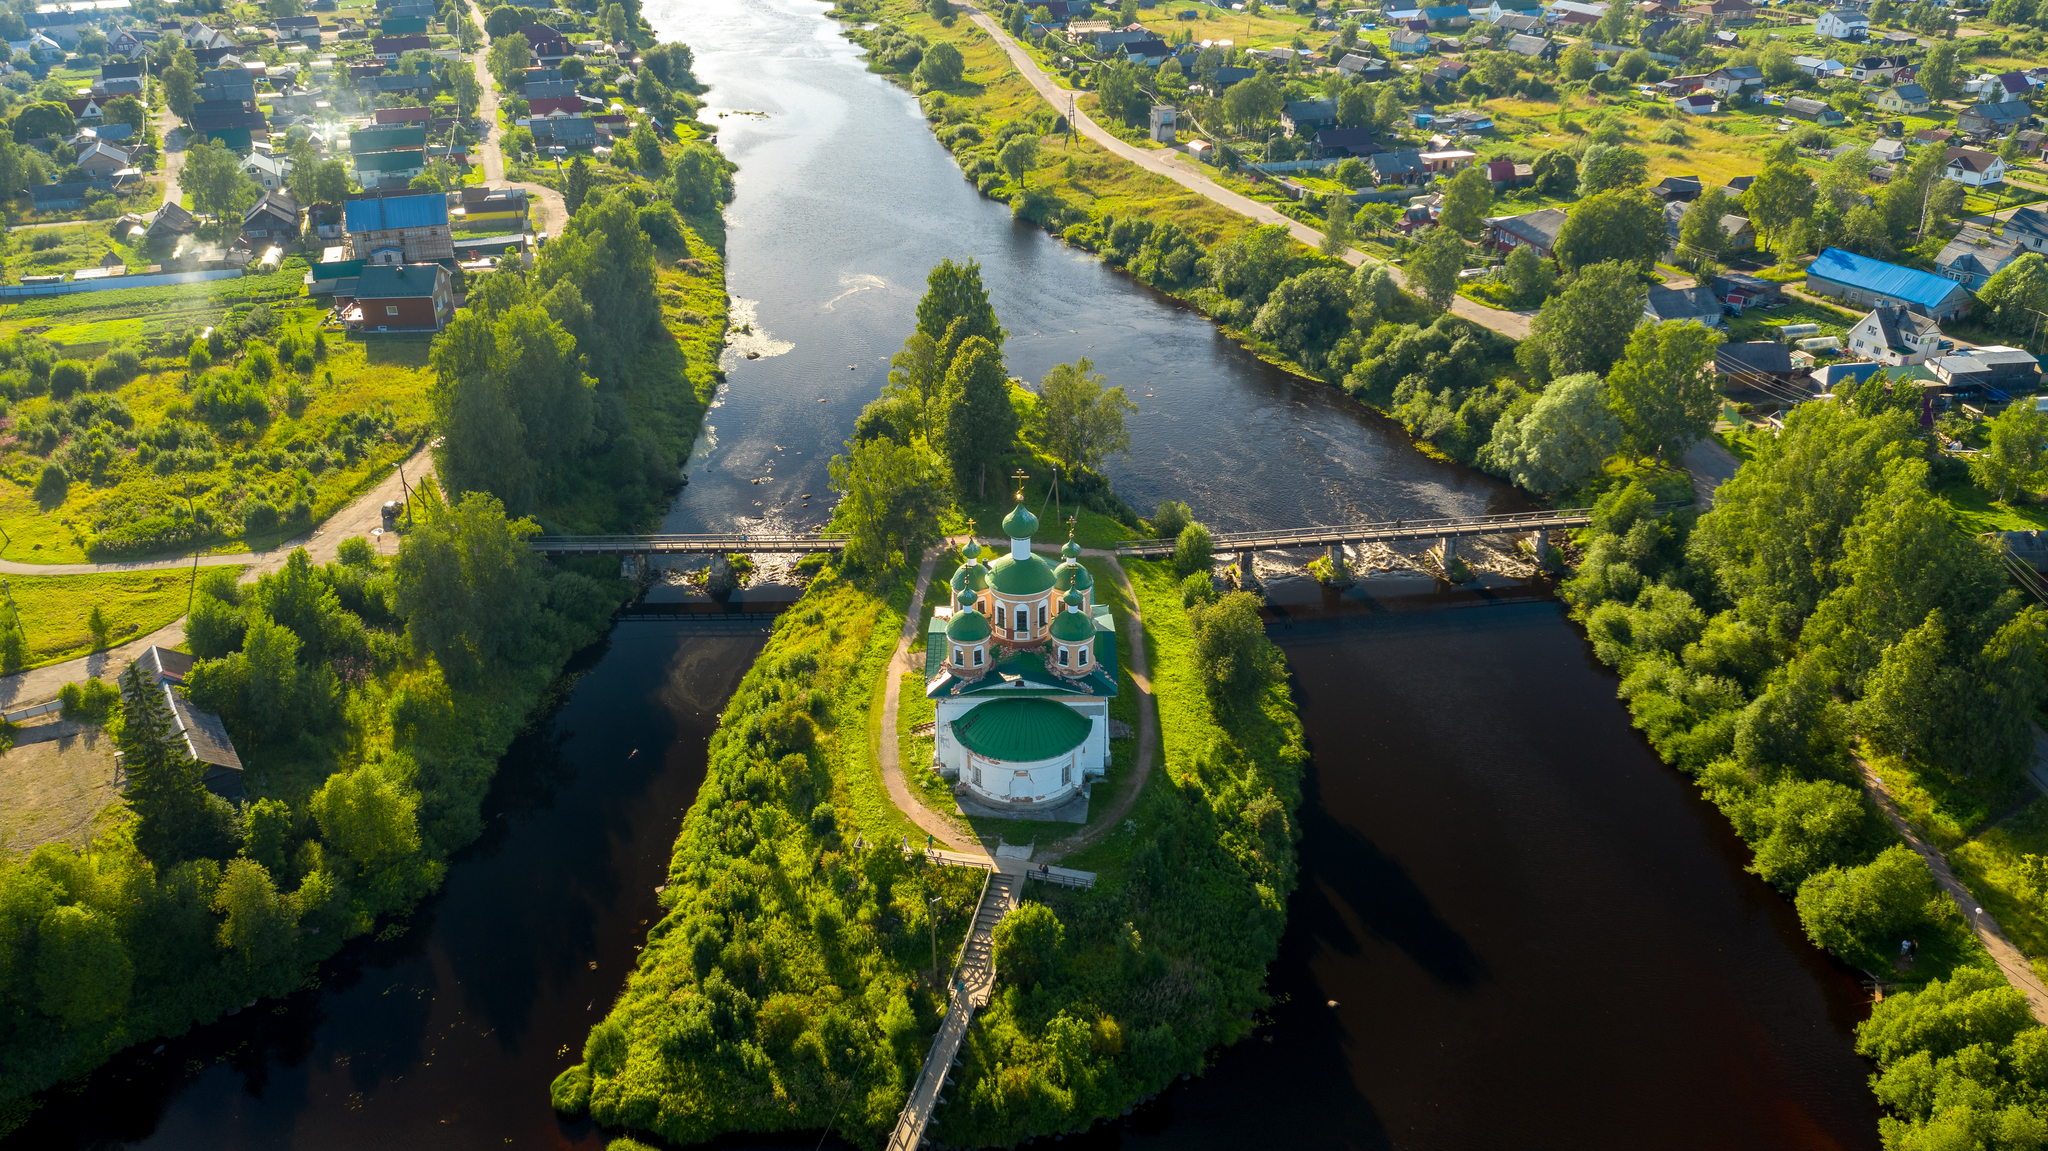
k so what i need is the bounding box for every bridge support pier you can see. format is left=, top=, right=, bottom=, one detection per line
left=1531, top=528, right=1557, bottom=572
left=1324, top=542, right=1353, bottom=587
left=1237, top=550, right=1260, bottom=591
left=1440, top=535, right=1474, bottom=583
left=706, top=553, right=738, bottom=600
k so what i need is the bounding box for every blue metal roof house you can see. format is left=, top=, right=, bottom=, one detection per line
left=343, top=192, right=449, bottom=233
left=1805, top=247, right=1972, bottom=321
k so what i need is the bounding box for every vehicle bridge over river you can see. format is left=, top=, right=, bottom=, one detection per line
left=1115, top=506, right=1689, bottom=585
left=529, top=532, right=850, bottom=557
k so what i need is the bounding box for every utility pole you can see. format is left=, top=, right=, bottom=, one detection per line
left=928, top=895, right=942, bottom=986
left=184, top=492, right=199, bottom=616
left=397, top=457, right=415, bottom=528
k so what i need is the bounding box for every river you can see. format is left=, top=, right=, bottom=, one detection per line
left=4, top=0, right=1881, bottom=1147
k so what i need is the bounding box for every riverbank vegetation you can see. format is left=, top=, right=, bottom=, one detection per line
left=0, top=12, right=734, bottom=1131
left=1564, top=391, right=2048, bottom=1144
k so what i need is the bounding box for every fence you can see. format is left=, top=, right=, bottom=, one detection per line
left=0, top=269, right=243, bottom=300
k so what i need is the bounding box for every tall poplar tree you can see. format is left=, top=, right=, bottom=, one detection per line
left=915, top=258, right=1004, bottom=355
left=941, top=336, right=1018, bottom=500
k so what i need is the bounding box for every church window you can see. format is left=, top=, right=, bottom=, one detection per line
left=1038, top=603, right=1047, bottom=627
left=1078, top=646, right=1089, bottom=666
left=1061, top=763, right=1071, bottom=785
left=996, top=604, right=1006, bottom=627
left=973, top=766, right=982, bottom=786
left=1058, top=646, right=1069, bottom=666
left=973, top=646, right=984, bottom=666
left=953, top=646, right=963, bottom=665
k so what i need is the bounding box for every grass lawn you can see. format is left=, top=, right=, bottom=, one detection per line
left=5, top=567, right=244, bottom=669
left=1952, top=796, right=2048, bottom=964
left=1936, top=475, right=2048, bottom=534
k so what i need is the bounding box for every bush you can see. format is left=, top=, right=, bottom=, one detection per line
left=1152, top=499, right=1191, bottom=538
left=1795, top=844, right=1944, bottom=961
left=47, top=359, right=87, bottom=398
left=550, top=1064, right=593, bottom=1115
left=1170, top=521, right=1213, bottom=577
left=34, top=460, right=66, bottom=498
left=58, top=677, right=120, bottom=725
left=242, top=500, right=279, bottom=534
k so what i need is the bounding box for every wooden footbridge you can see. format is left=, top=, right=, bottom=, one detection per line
left=888, top=866, right=1019, bottom=1151
left=1116, top=505, right=1689, bottom=584
left=528, top=532, right=849, bottom=557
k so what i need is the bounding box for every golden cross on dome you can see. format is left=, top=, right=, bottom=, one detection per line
left=1066, top=514, right=1078, bottom=536
left=1011, top=467, right=1028, bottom=499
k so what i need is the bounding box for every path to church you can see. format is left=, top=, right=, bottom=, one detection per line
left=877, top=540, right=1160, bottom=868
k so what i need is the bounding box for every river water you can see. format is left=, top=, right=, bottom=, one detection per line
left=5, top=0, right=1881, bottom=1147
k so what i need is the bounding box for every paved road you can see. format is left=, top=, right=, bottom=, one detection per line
left=465, top=0, right=568, bottom=235
left=1683, top=437, right=1740, bottom=507
left=960, top=4, right=1533, bottom=340
left=876, top=539, right=1159, bottom=865
left=1858, top=755, right=2048, bottom=1026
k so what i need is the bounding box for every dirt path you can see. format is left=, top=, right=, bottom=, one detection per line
left=466, top=0, right=568, bottom=235
left=1858, top=756, right=2048, bottom=1026
left=959, top=4, right=1532, bottom=340
left=1683, top=437, right=1740, bottom=507
left=0, top=445, right=436, bottom=705
left=875, top=541, right=1159, bottom=866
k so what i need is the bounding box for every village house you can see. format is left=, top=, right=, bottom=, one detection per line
left=1674, top=93, right=1718, bottom=115
left=73, top=141, right=129, bottom=179
left=1935, top=227, right=2024, bottom=288
left=341, top=263, right=454, bottom=334
left=1644, top=285, right=1723, bottom=326
left=343, top=191, right=453, bottom=264
left=1280, top=99, right=1338, bottom=137
left=1943, top=146, right=2007, bottom=188
left=132, top=648, right=244, bottom=797
left=1931, top=347, right=2042, bottom=393
left=1369, top=149, right=1428, bottom=185
left=1483, top=207, right=1567, bottom=260
left=241, top=189, right=300, bottom=246
left=1958, top=101, right=2032, bottom=139
left=1715, top=342, right=1801, bottom=393
left=1816, top=6, right=1869, bottom=40
left=243, top=151, right=291, bottom=191
left=1805, top=246, right=1973, bottom=321
left=371, top=34, right=431, bottom=63
left=1785, top=96, right=1844, bottom=125
left=1310, top=127, right=1384, bottom=158
left=1844, top=304, right=1945, bottom=366
left=1876, top=83, right=1931, bottom=114
left=1702, top=65, right=1763, bottom=96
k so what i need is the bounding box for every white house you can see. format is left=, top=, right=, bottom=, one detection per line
left=1816, top=6, right=1869, bottom=40
left=242, top=151, right=292, bottom=191
left=1944, top=145, right=2007, bottom=188
left=1845, top=304, right=1944, bottom=366
left=1703, top=65, right=1763, bottom=95
left=1675, top=93, right=1718, bottom=114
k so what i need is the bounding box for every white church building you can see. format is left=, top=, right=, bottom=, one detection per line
left=924, top=489, right=1118, bottom=815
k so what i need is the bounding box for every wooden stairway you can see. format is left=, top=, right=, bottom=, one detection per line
left=886, top=869, right=1019, bottom=1150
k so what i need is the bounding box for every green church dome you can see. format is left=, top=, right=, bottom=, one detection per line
left=1002, top=499, right=1039, bottom=540
left=1053, top=559, right=1094, bottom=593
left=953, top=560, right=989, bottom=595
left=1049, top=595, right=1094, bottom=643
left=1061, top=537, right=1082, bottom=560
left=951, top=697, right=1091, bottom=763
left=961, top=539, right=983, bottom=562
left=946, top=606, right=991, bottom=644
left=989, top=552, right=1056, bottom=595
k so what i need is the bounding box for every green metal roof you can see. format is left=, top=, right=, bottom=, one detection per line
left=989, top=552, right=1056, bottom=595
left=946, top=607, right=991, bottom=643
left=1061, top=537, right=1082, bottom=560
left=951, top=697, right=1091, bottom=763
left=1049, top=601, right=1093, bottom=643
left=1053, top=559, right=1093, bottom=592
left=956, top=560, right=989, bottom=593
left=1002, top=499, right=1038, bottom=539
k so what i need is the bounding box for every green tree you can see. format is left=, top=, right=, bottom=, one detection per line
left=1172, top=520, right=1213, bottom=577
left=212, top=857, right=299, bottom=975
left=1373, top=83, right=1403, bottom=132
left=998, top=132, right=1039, bottom=185
left=392, top=489, right=551, bottom=685
left=1252, top=267, right=1355, bottom=364
left=940, top=336, right=1018, bottom=500
left=1920, top=41, right=1957, bottom=101
left=309, top=764, right=424, bottom=870
left=1971, top=401, right=2048, bottom=502
left=993, top=901, right=1063, bottom=989
left=1503, top=242, right=1553, bottom=303
left=487, top=32, right=530, bottom=88
left=1676, top=186, right=1732, bottom=277
left=1437, top=163, right=1492, bottom=236
left=1553, top=188, right=1665, bottom=271
left=452, top=65, right=483, bottom=118
left=1741, top=779, right=1867, bottom=891
left=431, top=301, right=595, bottom=512
left=564, top=155, right=593, bottom=212
left=1531, top=149, right=1577, bottom=197
left=916, top=257, right=1004, bottom=355
left=184, top=138, right=261, bottom=225
left=1977, top=252, right=2048, bottom=337
left=1562, top=43, right=1597, bottom=81
left=34, top=904, right=132, bottom=1026
left=1760, top=41, right=1799, bottom=85
left=12, top=101, right=74, bottom=142
left=915, top=39, right=964, bottom=87
left=1795, top=844, right=1940, bottom=960
left=1519, top=260, right=1645, bottom=379
left=536, top=193, right=658, bottom=384
left=1336, top=85, right=1371, bottom=128
left=1191, top=590, right=1281, bottom=705
left=885, top=331, right=947, bottom=443
left=1606, top=320, right=1721, bottom=463
left=485, top=5, right=524, bottom=36
left=1318, top=193, right=1350, bottom=256
left=117, top=660, right=217, bottom=867
left=1404, top=226, right=1466, bottom=314
left=1742, top=158, right=1818, bottom=255
left=1225, top=72, right=1284, bottom=134
left=1578, top=146, right=1650, bottom=195
left=104, top=95, right=145, bottom=134
left=1482, top=372, right=1620, bottom=493
left=827, top=436, right=948, bottom=571
left=1033, top=357, right=1135, bottom=473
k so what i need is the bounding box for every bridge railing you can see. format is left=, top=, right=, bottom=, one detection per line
left=1113, top=502, right=1693, bottom=555
left=530, top=532, right=851, bottom=555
